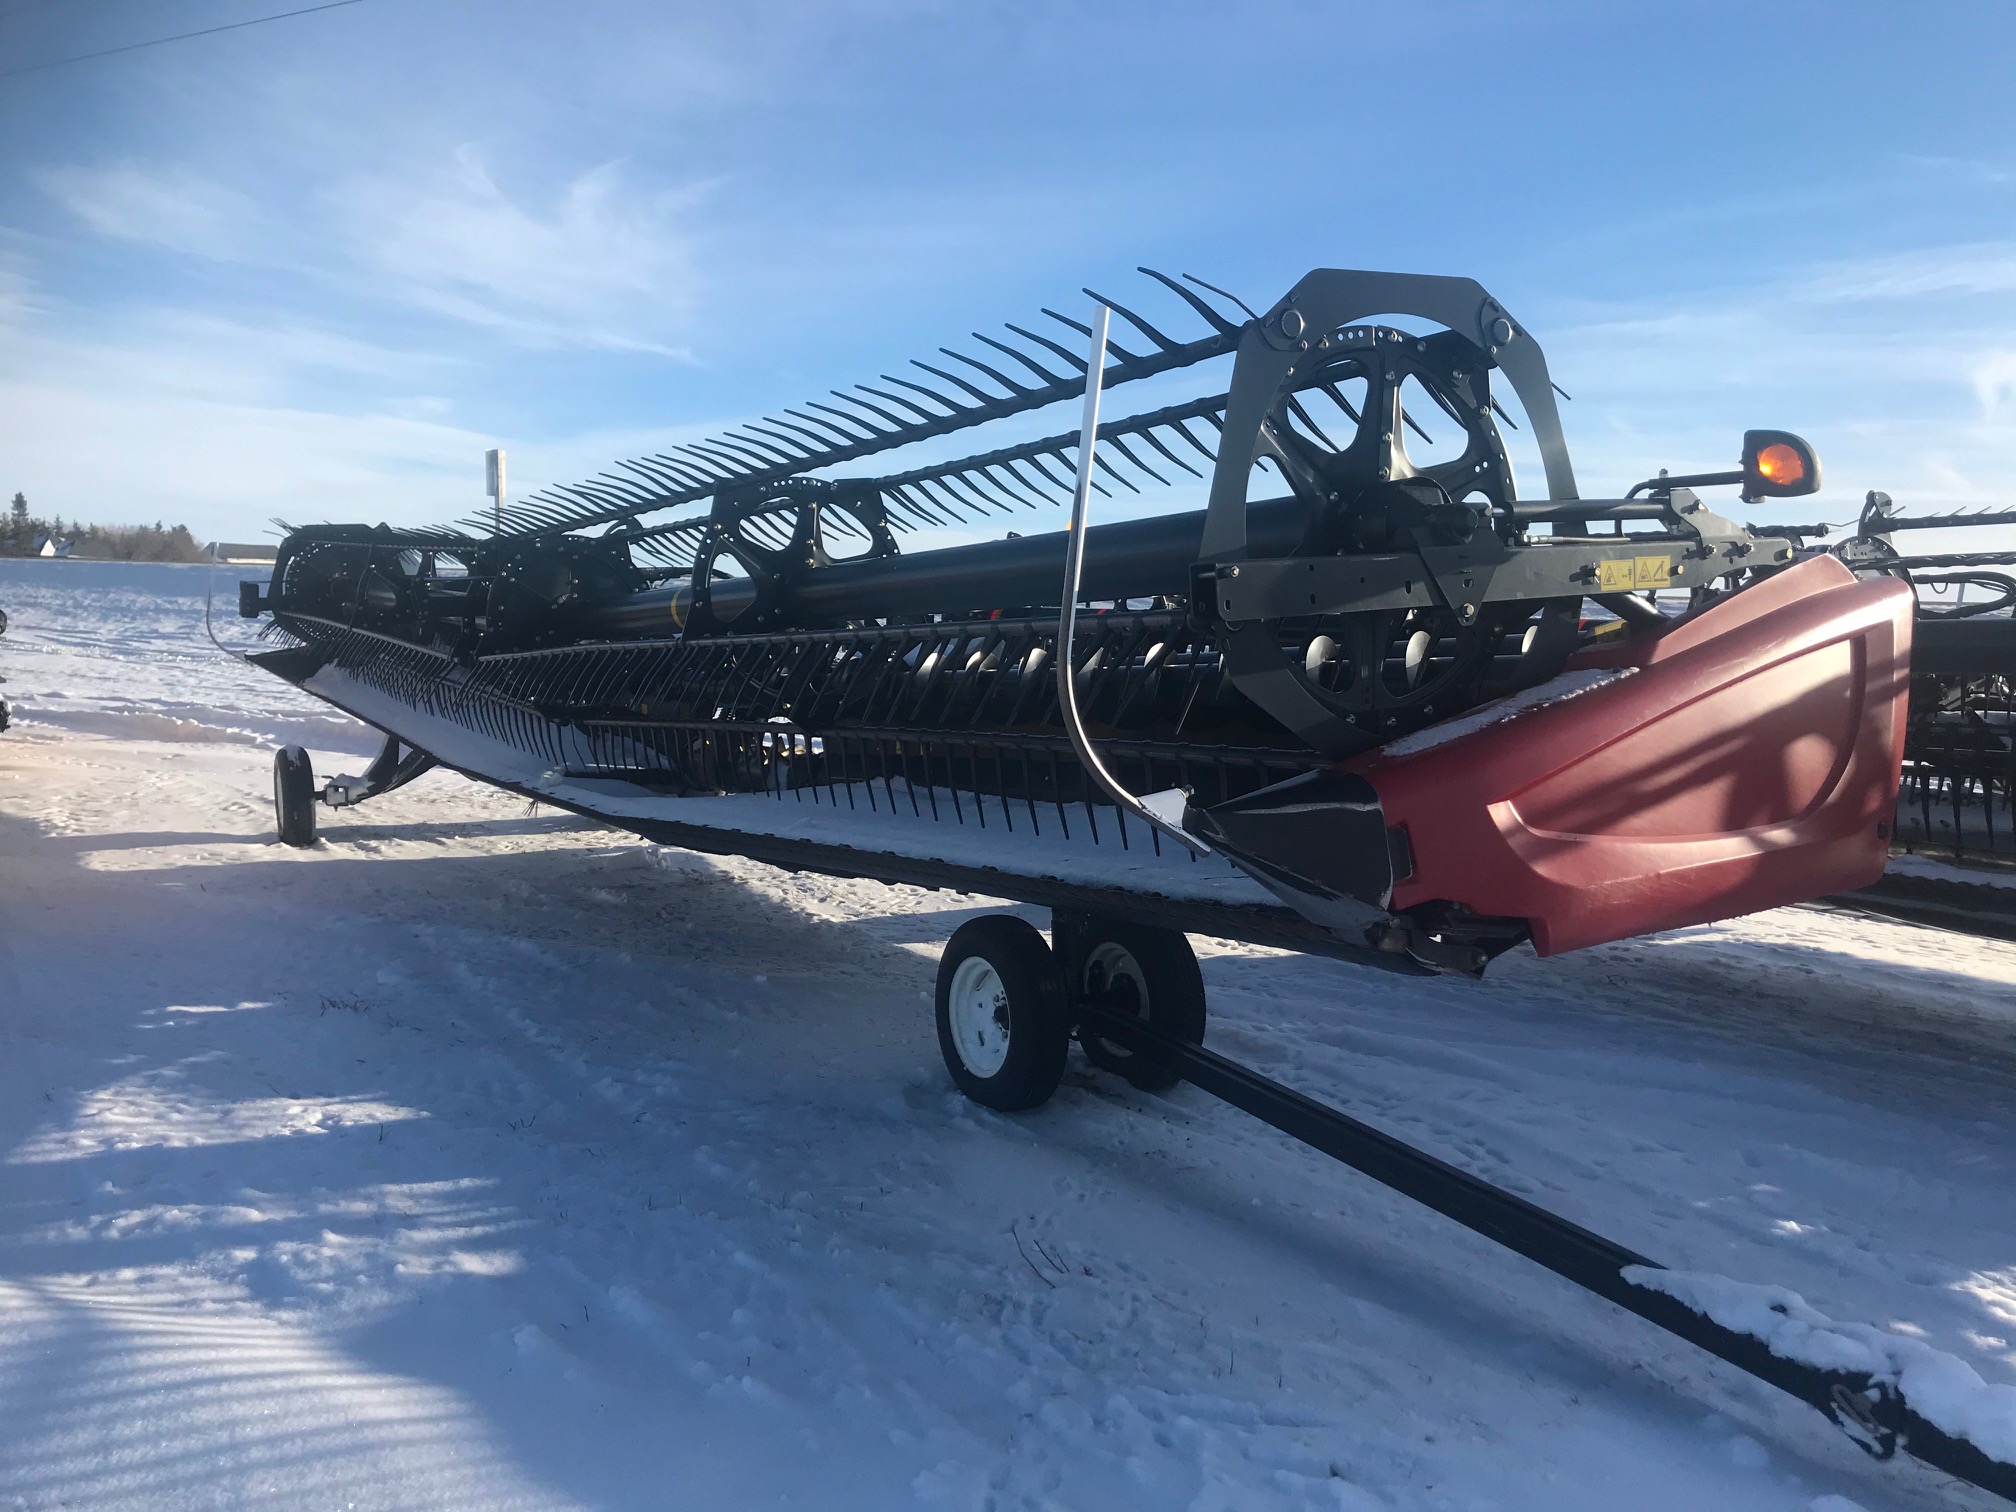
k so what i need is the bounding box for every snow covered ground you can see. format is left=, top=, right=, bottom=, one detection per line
left=2, top=557, right=2015, bottom=1511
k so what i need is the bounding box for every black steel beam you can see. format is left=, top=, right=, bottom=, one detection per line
left=1075, top=999, right=2016, bottom=1503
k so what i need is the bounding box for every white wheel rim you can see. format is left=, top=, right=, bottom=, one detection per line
left=1085, top=942, right=1149, bottom=1056
left=948, top=955, right=1012, bottom=1078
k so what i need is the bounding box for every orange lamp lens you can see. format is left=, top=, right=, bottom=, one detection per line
left=1754, top=443, right=1805, bottom=485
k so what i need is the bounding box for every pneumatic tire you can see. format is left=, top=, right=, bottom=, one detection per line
left=935, top=915, right=1070, bottom=1112
left=274, top=745, right=318, bottom=848
left=1058, top=916, right=1205, bottom=1092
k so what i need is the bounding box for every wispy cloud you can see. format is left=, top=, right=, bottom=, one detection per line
left=328, top=150, right=710, bottom=354
left=32, top=149, right=709, bottom=355
left=1799, top=243, right=2016, bottom=304
left=33, top=162, right=266, bottom=262
left=1974, top=350, right=2016, bottom=420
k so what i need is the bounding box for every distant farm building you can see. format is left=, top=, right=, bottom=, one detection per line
left=36, top=535, right=70, bottom=558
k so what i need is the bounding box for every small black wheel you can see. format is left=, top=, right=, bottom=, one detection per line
left=935, top=915, right=1070, bottom=1112
left=1057, top=916, right=1205, bottom=1092
left=274, top=745, right=318, bottom=848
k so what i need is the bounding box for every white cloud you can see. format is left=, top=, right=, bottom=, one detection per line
left=32, top=148, right=708, bottom=355
left=1972, top=350, right=2016, bottom=419
left=33, top=163, right=266, bottom=262
left=328, top=150, right=708, bottom=354
left=1798, top=243, right=2016, bottom=304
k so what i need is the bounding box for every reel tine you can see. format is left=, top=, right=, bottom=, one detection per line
left=1025, top=450, right=1084, bottom=497
left=1088, top=447, right=1142, bottom=494
left=1005, top=321, right=1088, bottom=374
left=1100, top=432, right=1168, bottom=486
left=722, top=431, right=801, bottom=467
left=1084, top=287, right=1179, bottom=351
left=742, top=424, right=822, bottom=460
left=938, top=346, right=1033, bottom=396
left=912, top=477, right=979, bottom=521
left=1167, top=417, right=1219, bottom=464
left=1415, top=381, right=1468, bottom=430
left=832, top=389, right=909, bottom=429
left=1401, top=411, right=1435, bottom=447
left=857, top=383, right=940, bottom=423
left=1319, top=382, right=1363, bottom=425
left=1488, top=396, right=1521, bottom=431
left=762, top=417, right=841, bottom=451
left=687, top=440, right=760, bottom=474
left=910, top=358, right=1000, bottom=407
left=886, top=485, right=949, bottom=527
left=937, top=470, right=1012, bottom=517
left=1004, top=458, right=1068, bottom=503
left=1135, top=424, right=1203, bottom=478
left=881, top=373, right=969, bottom=415
left=971, top=331, right=1066, bottom=386
left=803, top=400, right=890, bottom=437
left=980, top=463, right=1044, bottom=510
left=1181, top=272, right=1261, bottom=323
left=592, top=473, right=659, bottom=503
left=1284, top=395, right=1338, bottom=450
left=1137, top=267, right=1241, bottom=336
left=783, top=408, right=867, bottom=445
left=1045, top=306, right=1142, bottom=364
left=616, top=459, right=680, bottom=491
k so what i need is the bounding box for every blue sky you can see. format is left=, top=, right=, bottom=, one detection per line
left=1, top=0, right=2012, bottom=545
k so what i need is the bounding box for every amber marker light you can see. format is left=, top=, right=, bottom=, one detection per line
left=1740, top=429, right=1821, bottom=501
left=1755, top=443, right=1804, bottom=485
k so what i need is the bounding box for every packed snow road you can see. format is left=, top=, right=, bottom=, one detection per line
left=2, top=559, right=2014, bottom=1511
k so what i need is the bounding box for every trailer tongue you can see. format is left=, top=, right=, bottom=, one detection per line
left=234, top=267, right=2009, bottom=1498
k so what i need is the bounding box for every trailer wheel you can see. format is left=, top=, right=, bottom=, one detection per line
left=274, top=745, right=317, bottom=848
left=935, top=916, right=1070, bottom=1112
left=1061, top=918, right=1205, bottom=1092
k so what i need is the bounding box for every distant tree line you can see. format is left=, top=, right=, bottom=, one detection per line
left=3, top=492, right=205, bottom=561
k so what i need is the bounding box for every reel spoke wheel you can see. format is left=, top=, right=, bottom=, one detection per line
left=935, top=916, right=1069, bottom=1111
left=273, top=745, right=317, bottom=848
left=1060, top=917, right=1206, bottom=1092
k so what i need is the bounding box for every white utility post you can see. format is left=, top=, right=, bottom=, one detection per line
left=485, top=448, right=506, bottom=534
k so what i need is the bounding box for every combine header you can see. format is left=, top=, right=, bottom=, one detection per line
left=237, top=269, right=2013, bottom=1498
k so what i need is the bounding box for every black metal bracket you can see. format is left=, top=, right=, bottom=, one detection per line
left=1074, top=998, right=2016, bottom=1504
left=321, top=730, right=437, bottom=810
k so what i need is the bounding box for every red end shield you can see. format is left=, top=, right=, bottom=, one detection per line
left=1358, top=556, right=1914, bottom=955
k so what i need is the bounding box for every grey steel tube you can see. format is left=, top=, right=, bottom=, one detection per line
left=585, top=494, right=1312, bottom=637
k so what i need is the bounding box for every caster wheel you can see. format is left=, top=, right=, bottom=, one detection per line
left=935, top=915, right=1070, bottom=1112
left=1056, top=915, right=1205, bottom=1092
left=274, top=745, right=318, bottom=848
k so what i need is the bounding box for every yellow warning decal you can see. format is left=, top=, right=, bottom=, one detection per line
left=1596, top=558, right=1636, bottom=592
left=1634, top=554, right=1673, bottom=589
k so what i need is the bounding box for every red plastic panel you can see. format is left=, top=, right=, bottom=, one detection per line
left=1358, top=557, right=1914, bottom=955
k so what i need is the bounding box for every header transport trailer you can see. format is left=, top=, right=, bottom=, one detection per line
left=235, top=269, right=2014, bottom=1499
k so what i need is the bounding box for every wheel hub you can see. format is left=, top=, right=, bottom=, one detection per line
left=947, top=955, right=1012, bottom=1077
